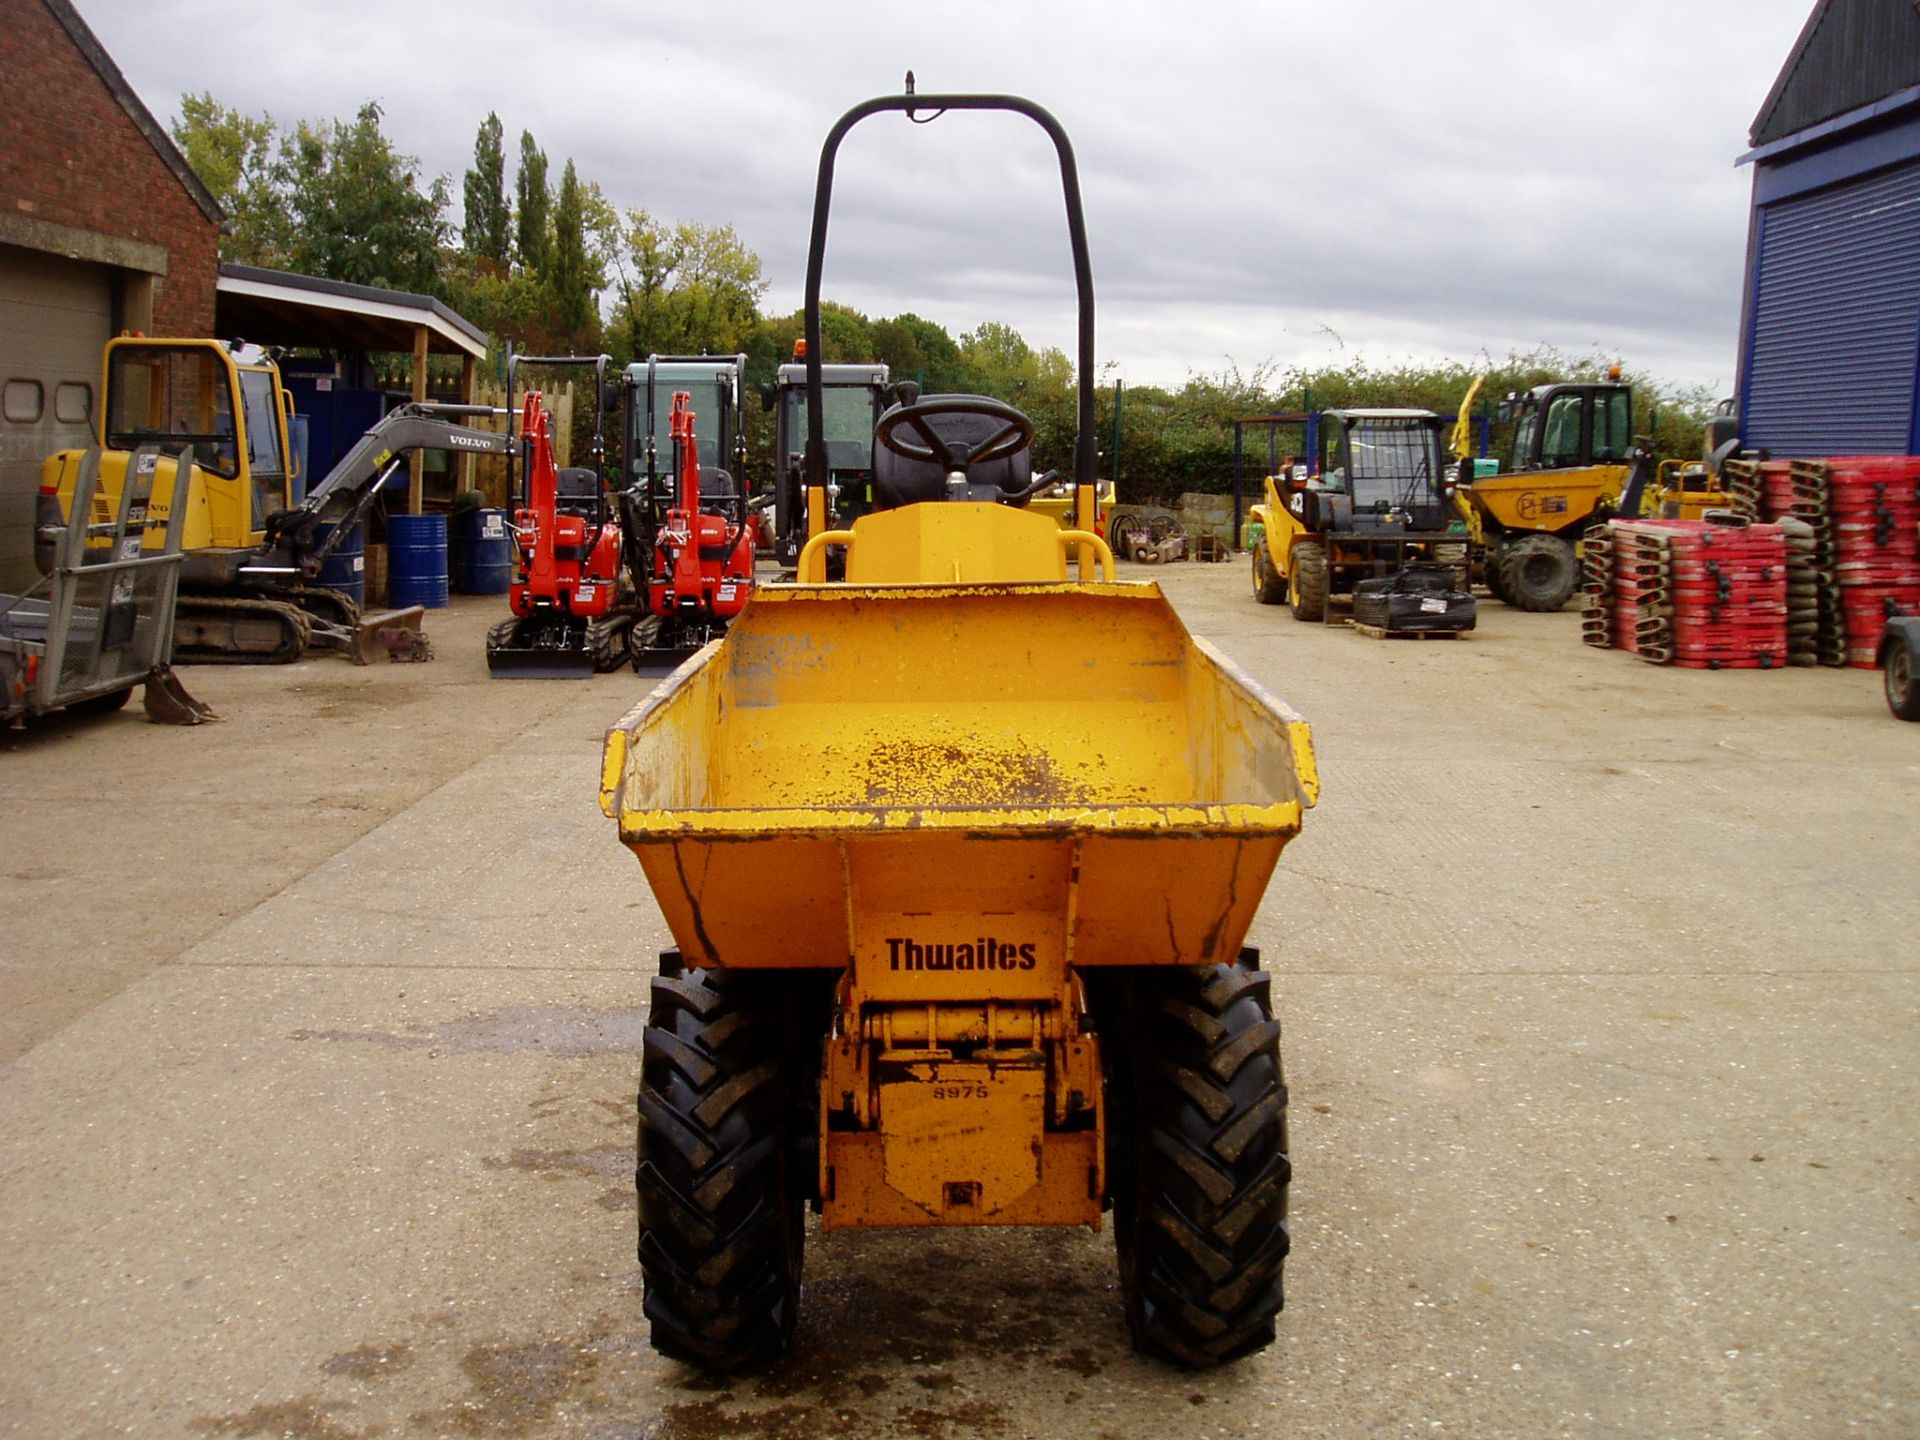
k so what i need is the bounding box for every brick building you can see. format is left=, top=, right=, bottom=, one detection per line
left=0, top=0, right=222, bottom=585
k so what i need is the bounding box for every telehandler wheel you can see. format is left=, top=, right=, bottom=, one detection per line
left=635, top=968, right=813, bottom=1371
left=1482, top=542, right=1512, bottom=604
left=1104, top=961, right=1291, bottom=1367
left=1251, top=540, right=1286, bottom=605
left=1501, top=533, right=1578, bottom=612
left=1288, top=541, right=1328, bottom=622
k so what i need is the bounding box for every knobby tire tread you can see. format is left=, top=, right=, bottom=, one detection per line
left=1104, top=962, right=1291, bottom=1367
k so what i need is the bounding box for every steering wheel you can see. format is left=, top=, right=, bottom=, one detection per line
left=874, top=396, right=1034, bottom=473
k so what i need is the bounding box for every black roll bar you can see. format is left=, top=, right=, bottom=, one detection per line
left=506, top=352, right=610, bottom=507
left=802, top=92, right=1097, bottom=499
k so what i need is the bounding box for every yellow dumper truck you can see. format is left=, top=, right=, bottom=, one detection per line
left=600, top=92, right=1319, bottom=1370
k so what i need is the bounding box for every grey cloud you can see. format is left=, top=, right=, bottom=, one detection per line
left=79, top=0, right=1806, bottom=392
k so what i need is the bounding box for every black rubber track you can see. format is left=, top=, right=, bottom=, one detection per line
left=635, top=969, right=817, bottom=1371
left=1103, top=962, right=1291, bottom=1367
left=172, top=596, right=310, bottom=664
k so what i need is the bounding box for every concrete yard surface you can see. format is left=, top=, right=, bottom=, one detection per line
left=0, top=568, right=1915, bottom=1439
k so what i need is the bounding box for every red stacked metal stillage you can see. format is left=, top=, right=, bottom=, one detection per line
left=1600, top=520, right=1789, bottom=669
left=1725, top=456, right=1920, bottom=669
left=1823, top=458, right=1920, bottom=666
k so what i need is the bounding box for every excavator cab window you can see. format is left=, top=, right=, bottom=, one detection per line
left=238, top=367, right=288, bottom=529
left=106, top=343, right=239, bottom=478
left=645, top=377, right=725, bottom=472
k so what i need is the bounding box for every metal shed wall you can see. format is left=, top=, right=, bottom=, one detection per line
left=1739, top=106, right=1920, bottom=458
left=1742, top=158, right=1920, bottom=455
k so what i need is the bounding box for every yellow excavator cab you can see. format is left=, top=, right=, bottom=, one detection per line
left=40, top=338, right=292, bottom=564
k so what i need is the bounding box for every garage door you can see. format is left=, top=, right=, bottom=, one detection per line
left=1743, top=158, right=1920, bottom=457
left=0, top=244, right=113, bottom=589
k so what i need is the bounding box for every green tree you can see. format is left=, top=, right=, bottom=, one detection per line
left=515, top=132, right=550, bottom=274
left=462, top=112, right=510, bottom=266
left=548, top=159, right=601, bottom=344
left=870, top=312, right=964, bottom=390
left=170, top=92, right=287, bottom=265
left=611, top=211, right=768, bottom=357
left=282, top=102, right=448, bottom=293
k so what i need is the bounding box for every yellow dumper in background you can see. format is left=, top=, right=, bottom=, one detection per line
left=601, top=91, right=1318, bottom=1371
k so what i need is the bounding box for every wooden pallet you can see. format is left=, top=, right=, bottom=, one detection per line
left=1352, top=623, right=1469, bottom=641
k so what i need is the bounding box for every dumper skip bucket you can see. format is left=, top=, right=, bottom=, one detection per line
left=601, top=581, right=1317, bottom=980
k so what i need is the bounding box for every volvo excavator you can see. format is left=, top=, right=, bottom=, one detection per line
left=37, top=338, right=511, bottom=663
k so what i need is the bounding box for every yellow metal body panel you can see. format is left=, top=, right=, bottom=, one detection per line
left=603, top=581, right=1314, bottom=973
left=1463, top=463, right=1628, bottom=536
left=879, top=1061, right=1044, bottom=1214
left=824, top=1129, right=1099, bottom=1228
left=817, top=976, right=1104, bottom=1228
left=798, top=501, right=1111, bottom=584
left=1247, top=473, right=1311, bottom=574
left=1654, top=461, right=1729, bottom=520
left=42, top=446, right=226, bottom=553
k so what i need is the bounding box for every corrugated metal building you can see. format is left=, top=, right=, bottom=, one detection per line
left=1736, top=0, right=1920, bottom=457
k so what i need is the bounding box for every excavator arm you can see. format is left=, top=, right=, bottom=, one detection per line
left=258, top=403, right=510, bottom=577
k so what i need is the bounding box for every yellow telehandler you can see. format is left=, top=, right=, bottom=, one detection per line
left=1457, top=375, right=1636, bottom=611
left=600, top=89, right=1318, bottom=1371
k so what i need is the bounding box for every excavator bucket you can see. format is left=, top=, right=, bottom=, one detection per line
left=141, top=665, right=218, bottom=725
left=351, top=607, right=433, bottom=665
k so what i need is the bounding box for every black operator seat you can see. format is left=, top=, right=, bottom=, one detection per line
left=555, top=466, right=602, bottom=515
left=871, top=395, right=1032, bottom=510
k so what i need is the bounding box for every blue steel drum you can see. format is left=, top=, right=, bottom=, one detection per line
left=454, top=508, right=513, bottom=595
left=388, top=513, right=449, bottom=609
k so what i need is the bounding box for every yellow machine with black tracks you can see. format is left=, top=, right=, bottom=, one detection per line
left=600, top=89, right=1318, bottom=1371
left=39, top=338, right=511, bottom=662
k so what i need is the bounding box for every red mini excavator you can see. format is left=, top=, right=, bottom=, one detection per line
left=486, top=389, right=629, bottom=677
left=633, top=389, right=756, bottom=665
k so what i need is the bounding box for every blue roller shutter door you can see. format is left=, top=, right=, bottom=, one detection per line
left=1744, top=158, right=1920, bottom=456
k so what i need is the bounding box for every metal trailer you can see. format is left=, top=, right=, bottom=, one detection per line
left=2, top=446, right=208, bottom=725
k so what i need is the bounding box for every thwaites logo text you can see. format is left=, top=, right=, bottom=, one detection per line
left=887, top=936, right=1037, bottom=971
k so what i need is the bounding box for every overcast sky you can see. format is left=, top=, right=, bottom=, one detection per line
left=79, top=0, right=1814, bottom=395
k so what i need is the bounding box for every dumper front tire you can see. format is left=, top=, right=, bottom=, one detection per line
left=635, top=968, right=809, bottom=1371
left=1482, top=540, right=1512, bottom=604
left=1104, top=961, right=1290, bottom=1367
